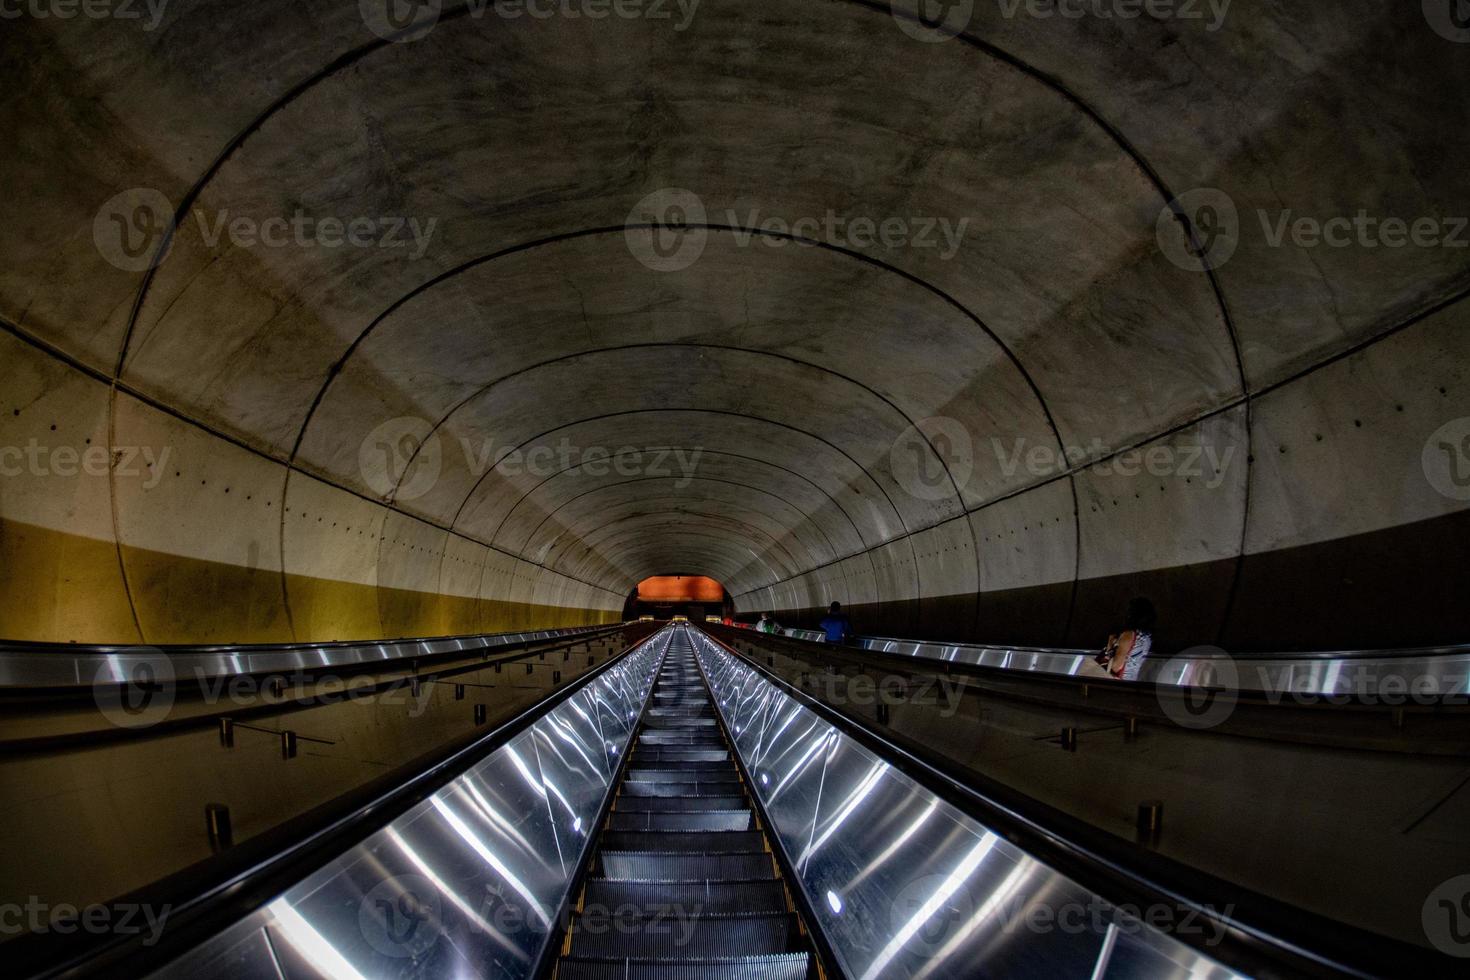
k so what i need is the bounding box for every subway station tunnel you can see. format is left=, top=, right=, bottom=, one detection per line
left=2, top=2, right=1470, bottom=978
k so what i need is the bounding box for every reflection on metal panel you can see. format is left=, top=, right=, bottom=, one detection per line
left=691, top=630, right=1246, bottom=980
left=150, top=630, right=674, bottom=980
left=776, top=629, right=1470, bottom=698
left=0, top=626, right=609, bottom=690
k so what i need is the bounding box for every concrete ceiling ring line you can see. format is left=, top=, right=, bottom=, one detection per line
left=280, top=227, right=1052, bottom=614
left=278, top=217, right=1088, bottom=621
left=441, top=406, right=927, bottom=594
left=443, top=390, right=940, bottom=558
left=733, top=506, right=978, bottom=600
left=529, top=487, right=870, bottom=590
left=467, top=422, right=885, bottom=594
left=465, top=415, right=888, bottom=554
left=567, top=525, right=793, bottom=587
left=439, top=408, right=897, bottom=544
left=107, top=2, right=1244, bottom=391
left=511, top=477, right=845, bottom=579
left=428, top=410, right=893, bottom=597
left=509, top=475, right=846, bottom=567
left=491, top=450, right=868, bottom=557
left=543, top=511, right=817, bottom=578
left=368, top=340, right=958, bottom=502
left=93, top=0, right=1250, bottom=626
left=282, top=232, right=1047, bottom=614
left=374, top=340, right=970, bottom=541
left=287, top=227, right=1057, bottom=600
left=537, top=509, right=814, bottom=583
left=288, top=224, right=1053, bottom=485
left=573, top=526, right=791, bottom=584
left=529, top=496, right=826, bottom=574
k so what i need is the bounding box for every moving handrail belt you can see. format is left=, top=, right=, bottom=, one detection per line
left=772, top=628, right=1470, bottom=700
left=0, top=624, right=617, bottom=690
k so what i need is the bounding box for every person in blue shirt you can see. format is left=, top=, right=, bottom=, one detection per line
left=819, top=601, right=852, bottom=644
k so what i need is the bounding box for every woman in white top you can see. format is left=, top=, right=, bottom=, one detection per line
left=1106, top=597, right=1157, bottom=681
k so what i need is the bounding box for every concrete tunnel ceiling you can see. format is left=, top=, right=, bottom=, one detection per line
left=2, top=1, right=1468, bottom=650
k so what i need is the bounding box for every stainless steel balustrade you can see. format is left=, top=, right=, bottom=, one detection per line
left=0, top=625, right=614, bottom=690
left=774, top=628, right=1470, bottom=699
left=146, top=629, right=672, bottom=980
left=690, top=628, right=1243, bottom=980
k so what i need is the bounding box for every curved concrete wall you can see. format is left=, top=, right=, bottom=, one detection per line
left=2, top=1, right=1467, bottom=649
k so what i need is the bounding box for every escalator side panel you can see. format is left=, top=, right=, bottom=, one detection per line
left=146, top=635, right=669, bottom=980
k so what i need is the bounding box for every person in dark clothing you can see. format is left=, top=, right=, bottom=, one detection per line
left=819, top=601, right=852, bottom=644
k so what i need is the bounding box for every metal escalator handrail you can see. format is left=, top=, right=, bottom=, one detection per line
left=0, top=622, right=623, bottom=690
left=766, top=626, right=1470, bottom=701
left=776, top=626, right=1470, bottom=662
left=697, top=626, right=1454, bottom=979
left=16, top=626, right=663, bottom=980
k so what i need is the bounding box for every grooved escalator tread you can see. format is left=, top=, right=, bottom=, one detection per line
left=567, top=912, right=800, bottom=958
left=613, top=795, right=748, bottom=812
left=599, top=830, right=765, bottom=853
left=581, top=879, right=789, bottom=916
left=598, top=851, right=776, bottom=881
left=607, top=809, right=754, bottom=832
left=555, top=953, right=812, bottom=980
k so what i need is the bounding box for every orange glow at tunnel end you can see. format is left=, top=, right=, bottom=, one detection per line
left=634, top=576, right=725, bottom=603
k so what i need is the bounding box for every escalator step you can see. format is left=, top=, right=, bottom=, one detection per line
left=631, top=749, right=730, bottom=763
left=598, top=851, right=775, bottom=881
left=621, top=781, right=740, bottom=797
left=608, top=810, right=753, bottom=832
left=639, top=732, right=725, bottom=746
left=567, top=912, right=799, bottom=958
left=600, top=830, right=765, bottom=853
left=626, top=759, right=734, bottom=773
left=626, top=767, right=739, bottom=782
left=555, top=954, right=811, bottom=980
left=614, top=795, right=748, bottom=812
left=643, top=717, right=718, bottom=728
left=581, top=879, right=788, bottom=916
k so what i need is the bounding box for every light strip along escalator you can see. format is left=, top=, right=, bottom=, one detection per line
left=555, top=628, right=819, bottom=980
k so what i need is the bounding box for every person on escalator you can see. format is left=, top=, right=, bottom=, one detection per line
left=757, top=612, right=779, bottom=634
left=1099, top=596, right=1156, bottom=681
left=819, top=601, right=852, bottom=644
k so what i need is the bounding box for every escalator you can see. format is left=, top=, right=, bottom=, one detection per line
left=555, top=630, right=819, bottom=979
left=39, top=623, right=1453, bottom=979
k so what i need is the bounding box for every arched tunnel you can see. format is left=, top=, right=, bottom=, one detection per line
left=3, top=2, right=1470, bottom=977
